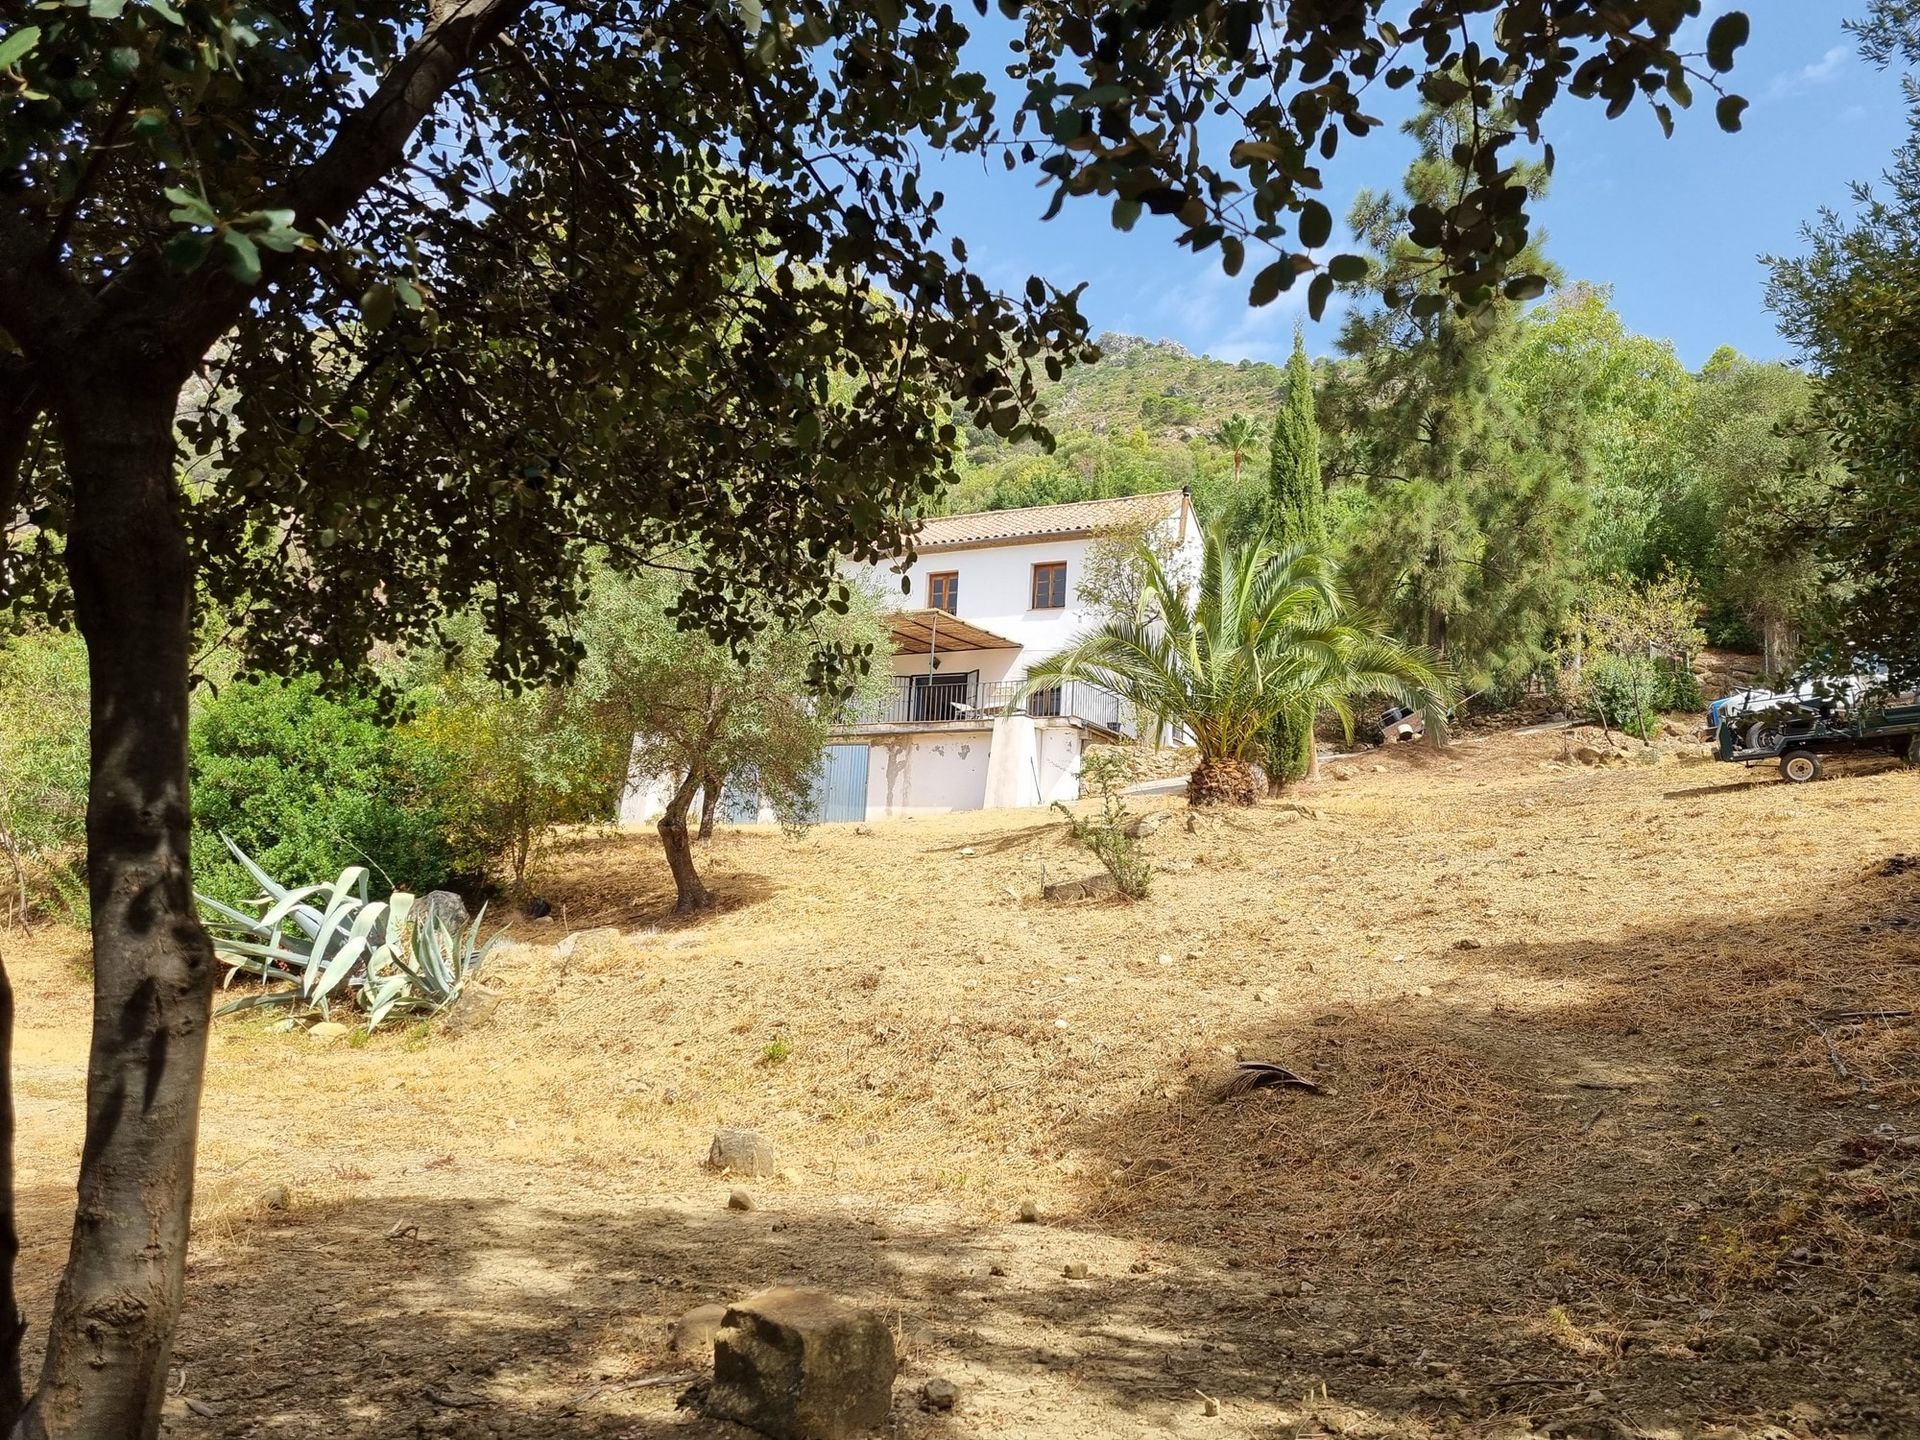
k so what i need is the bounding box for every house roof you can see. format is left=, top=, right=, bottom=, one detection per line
left=911, top=489, right=1187, bottom=553
left=886, top=609, right=1021, bottom=655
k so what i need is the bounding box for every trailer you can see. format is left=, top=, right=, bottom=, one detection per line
left=1710, top=687, right=1920, bottom=782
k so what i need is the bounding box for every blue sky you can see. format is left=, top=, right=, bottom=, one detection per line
left=919, top=2, right=1911, bottom=369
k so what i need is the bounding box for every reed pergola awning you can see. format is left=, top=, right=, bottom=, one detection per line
left=886, top=609, right=1021, bottom=656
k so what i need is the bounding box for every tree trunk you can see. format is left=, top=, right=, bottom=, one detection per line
left=1424, top=607, right=1452, bottom=751
left=1187, top=757, right=1260, bottom=807
left=657, top=771, right=714, bottom=914
left=0, top=955, right=23, bottom=1437
left=697, top=772, right=724, bottom=841
left=21, top=385, right=216, bottom=1440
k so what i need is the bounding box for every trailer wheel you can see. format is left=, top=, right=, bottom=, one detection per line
left=1780, top=751, right=1824, bottom=784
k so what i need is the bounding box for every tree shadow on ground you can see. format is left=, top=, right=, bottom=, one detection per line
left=1061, top=857, right=1920, bottom=1438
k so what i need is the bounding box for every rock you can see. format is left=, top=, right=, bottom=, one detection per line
left=958, top=846, right=976, bottom=857
left=670, top=1303, right=730, bottom=1361
left=708, top=1129, right=778, bottom=1177
left=439, top=984, right=502, bottom=1039
left=307, top=1021, right=350, bottom=1043
left=1062, top=1262, right=1089, bottom=1280
left=259, top=1183, right=291, bottom=1211
left=413, top=889, right=471, bottom=939
left=1043, top=873, right=1116, bottom=902
left=728, top=1188, right=757, bottom=1212
left=1329, top=766, right=1355, bottom=781
left=1123, top=811, right=1168, bottom=839
left=1453, top=938, right=1484, bottom=951
left=1201, top=1394, right=1220, bottom=1417
left=1016, top=1199, right=1038, bottom=1223
left=920, top=1377, right=959, bottom=1412
left=987, top=1262, right=1007, bottom=1277
left=706, top=1287, right=896, bottom=1440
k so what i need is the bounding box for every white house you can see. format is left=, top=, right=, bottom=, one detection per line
left=619, top=487, right=1202, bottom=825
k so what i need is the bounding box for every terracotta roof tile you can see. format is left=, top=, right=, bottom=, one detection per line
left=911, top=490, right=1186, bottom=552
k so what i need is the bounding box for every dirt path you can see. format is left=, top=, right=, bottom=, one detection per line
left=5, top=725, right=1917, bottom=1438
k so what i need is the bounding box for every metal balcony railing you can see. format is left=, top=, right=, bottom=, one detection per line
left=841, top=675, right=1122, bottom=729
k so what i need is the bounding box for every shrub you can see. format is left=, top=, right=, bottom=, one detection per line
left=0, top=630, right=91, bottom=922
left=1587, top=655, right=1663, bottom=740
left=1053, top=749, right=1152, bottom=899
left=191, top=675, right=456, bottom=906
left=200, top=836, right=498, bottom=1031
left=1659, top=660, right=1704, bottom=713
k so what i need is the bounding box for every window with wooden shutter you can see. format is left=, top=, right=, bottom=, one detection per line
left=1031, top=561, right=1067, bottom=609
left=928, top=571, right=959, bottom=613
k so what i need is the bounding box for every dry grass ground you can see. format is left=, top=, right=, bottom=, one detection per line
left=4, top=724, right=1918, bottom=1439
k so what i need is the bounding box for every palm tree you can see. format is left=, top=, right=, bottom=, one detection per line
left=1210, top=414, right=1260, bottom=486
left=1022, top=526, right=1448, bottom=806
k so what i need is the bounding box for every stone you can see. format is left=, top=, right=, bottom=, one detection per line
left=307, top=1021, right=350, bottom=1042
left=413, top=889, right=471, bottom=939
left=920, top=1377, right=959, bottom=1412
left=670, top=1303, right=730, bottom=1361
left=706, top=1287, right=896, bottom=1440
left=708, top=1129, right=778, bottom=1177
left=1042, top=873, right=1116, bottom=902
left=439, top=985, right=502, bottom=1039
left=1016, top=1199, right=1038, bottom=1223
left=1123, top=811, right=1168, bottom=839
left=1062, top=1262, right=1089, bottom=1280
left=1201, top=1395, right=1220, bottom=1417
left=729, top=1188, right=757, bottom=1212
left=259, top=1183, right=291, bottom=1211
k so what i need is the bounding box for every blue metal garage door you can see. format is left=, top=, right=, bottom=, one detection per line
left=809, top=744, right=870, bottom=823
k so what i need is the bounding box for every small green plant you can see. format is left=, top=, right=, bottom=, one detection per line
left=760, top=1036, right=792, bottom=1065
left=1053, top=750, right=1153, bottom=900
left=198, top=835, right=500, bottom=1031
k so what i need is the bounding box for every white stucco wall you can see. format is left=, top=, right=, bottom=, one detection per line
left=858, top=498, right=1203, bottom=737
left=865, top=732, right=990, bottom=817
left=1036, top=726, right=1083, bottom=806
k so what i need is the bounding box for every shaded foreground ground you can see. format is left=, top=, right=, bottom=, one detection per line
left=5, top=726, right=1918, bottom=1438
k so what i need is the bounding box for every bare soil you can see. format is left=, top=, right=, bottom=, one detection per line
left=5, top=723, right=1918, bottom=1439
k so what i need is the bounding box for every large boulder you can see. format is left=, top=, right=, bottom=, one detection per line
left=412, top=890, right=471, bottom=938
left=706, top=1287, right=896, bottom=1440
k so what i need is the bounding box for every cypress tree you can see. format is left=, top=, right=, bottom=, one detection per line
left=1262, top=329, right=1326, bottom=791
left=1269, top=330, right=1326, bottom=547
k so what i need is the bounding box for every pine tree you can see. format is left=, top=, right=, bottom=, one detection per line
left=1327, top=96, right=1586, bottom=746
left=1262, top=329, right=1327, bottom=790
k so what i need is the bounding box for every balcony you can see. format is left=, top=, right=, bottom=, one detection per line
left=840, top=676, right=1123, bottom=731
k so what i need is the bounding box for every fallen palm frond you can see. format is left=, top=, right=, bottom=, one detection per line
left=1216, top=1059, right=1325, bottom=1099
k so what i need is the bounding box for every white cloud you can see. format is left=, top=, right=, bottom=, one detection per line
left=1766, top=44, right=1850, bottom=100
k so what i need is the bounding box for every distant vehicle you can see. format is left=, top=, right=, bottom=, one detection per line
left=1707, top=670, right=1920, bottom=782
left=1377, top=705, right=1424, bottom=744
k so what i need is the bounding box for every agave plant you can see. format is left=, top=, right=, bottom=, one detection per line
left=198, top=835, right=500, bottom=1031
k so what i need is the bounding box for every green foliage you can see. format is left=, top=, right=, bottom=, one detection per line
left=1767, top=15, right=1920, bottom=684
left=1328, top=97, right=1585, bottom=701
left=190, top=675, right=454, bottom=907
left=1586, top=655, right=1666, bottom=741
left=199, top=837, right=499, bottom=1031
left=1053, top=751, right=1152, bottom=900
left=0, top=629, right=90, bottom=921
left=404, top=614, right=624, bottom=895
left=1025, top=526, right=1449, bottom=773
left=1268, top=331, right=1327, bottom=550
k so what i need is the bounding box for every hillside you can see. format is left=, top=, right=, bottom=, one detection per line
left=9, top=725, right=1917, bottom=1438
left=946, top=334, right=1289, bottom=517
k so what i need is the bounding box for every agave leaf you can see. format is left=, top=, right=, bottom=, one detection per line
left=257, top=883, right=331, bottom=937
left=210, top=938, right=309, bottom=968
left=215, top=989, right=303, bottom=1016
left=306, top=891, right=364, bottom=972
left=310, top=934, right=368, bottom=1002
left=387, top=890, right=415, bottom=941
left=332, top=865, right=371, bottom=905
left=196, top=891, right=269, bottom=934
left=221, top=833, right=286, bottom=901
